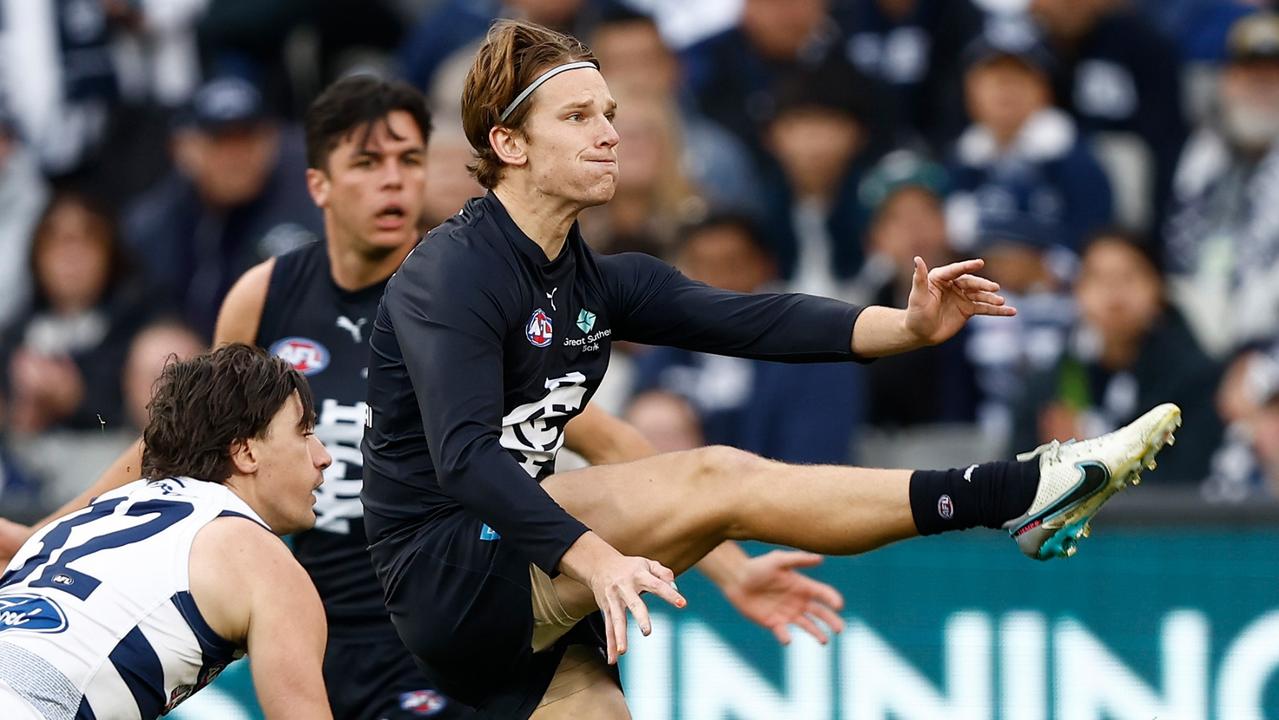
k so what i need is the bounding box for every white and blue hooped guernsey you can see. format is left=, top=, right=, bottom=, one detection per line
left=0, top=477, right=268, bottom=719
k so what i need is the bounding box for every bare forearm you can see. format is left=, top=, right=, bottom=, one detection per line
left=850, top=306, right=927, bottom=358
left=695, top=540, right=750, bottom=588
left=564, top=404, right=657, bottom=465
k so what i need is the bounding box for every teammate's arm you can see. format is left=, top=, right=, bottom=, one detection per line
left=563, top=404, right=653, bottom=466
left=190, top=517, right=332, bottom=719
left=0, top=259, right=279, bottom=561
left=213, top=258, right=274, bottom=346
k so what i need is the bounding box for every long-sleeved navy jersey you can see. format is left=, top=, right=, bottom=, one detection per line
left=361, top=193, right=866, bottom=578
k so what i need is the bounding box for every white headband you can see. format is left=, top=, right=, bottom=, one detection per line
left=498, top=61, right=598, bottom=122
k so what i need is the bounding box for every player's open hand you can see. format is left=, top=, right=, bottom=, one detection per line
left=904, top=257, right=1015, bottom=345
left=721, top=550, right=845, bottom=645
left=589, top=554, right=686, bottom=665
left=0, top=518, right=32, bottom=567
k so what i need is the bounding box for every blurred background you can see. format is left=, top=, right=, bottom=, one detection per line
left=1, top=0, right=1278, bottom=717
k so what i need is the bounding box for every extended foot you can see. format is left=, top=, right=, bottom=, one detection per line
left=1004, top=403, right=1182, bottom=560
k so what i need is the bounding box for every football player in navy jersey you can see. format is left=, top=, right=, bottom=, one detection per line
left=2, top=74, right=854, bottom=717
left=361, top=19, right=1182, bottom=718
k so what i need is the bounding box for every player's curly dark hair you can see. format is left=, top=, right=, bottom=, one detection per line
left=141, top=344, right=316, bottom=483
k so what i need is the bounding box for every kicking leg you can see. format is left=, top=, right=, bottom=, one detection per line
left=541, top=402, right=1183, bottom=618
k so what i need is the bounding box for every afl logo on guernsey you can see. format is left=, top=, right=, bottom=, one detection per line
left=269, top=337, right=330, bottom=376
left=526, top=309, right=553, bottom=347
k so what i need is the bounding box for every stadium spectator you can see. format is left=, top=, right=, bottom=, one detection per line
left=849, top=151, right=980, bottom=427
left=758, top=55, right=884, bottom=296
left=961, top=194, right=1078, bottom=451
left=1165, top=12, right=1279, bottom=358
left=628, top=214, right=865, bottom=464
left=123, top=76, right=321, bottom=340
left=1203, top=339, right=1279, bottom=501
left=399, top=0, right=595, bottom=93
left=0, top=0, right=121, bottom=177
left=622, top=390, right=705, bottom=453
left=121, top=320, right=207, bottom=433
left=0, top=112, right=50, bottom=333
left=1029, top=0, right=1187, bottom=233
left=835, top=0, right=984, bottom=147
left=681, top=0, right=873, bottom=156
left=1011, top=230, right=1221, bottom=485
left=946, top=19, right=1114, bottom=256
left=0, top=193, right=152, bottom=436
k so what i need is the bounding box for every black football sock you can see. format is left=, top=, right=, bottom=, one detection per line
left=908, top=459, right=1041, bottom=536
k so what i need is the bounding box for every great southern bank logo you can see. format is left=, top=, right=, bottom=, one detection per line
left=270, top=337, right=330, bottom=376
left=526, top=308, right=553, bottom=347
left=0, top=594, right=69, bottom=634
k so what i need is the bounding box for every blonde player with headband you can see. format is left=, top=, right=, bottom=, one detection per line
left=361, top=19, right=1183, bottom=719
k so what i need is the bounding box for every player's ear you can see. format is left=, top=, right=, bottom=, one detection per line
left=306, top=167, right=331, bottom=209
left=489, top=126, right=527, bottom=169
left=228, top=438, right=259, bottom=476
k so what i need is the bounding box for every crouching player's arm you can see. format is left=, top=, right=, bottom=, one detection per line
left=189, top=517, right=333, bottom=720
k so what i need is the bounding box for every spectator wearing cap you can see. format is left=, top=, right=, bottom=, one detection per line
left=757, top=55, right=886, bottom=297
left=946, top=18, right=1114, bottom=255
left=122, top=76, right=321, bottom=341
left=1011, top=230, right=1221, bottom=485
left=626, top=213, right=865, bottom=464
left=1029, top=0, right=1187, bottom=235
left=0, top=112, right=50, bottom=334
left=835, top=0, right=984, bottom=148
left=848, top=151, right=980, bottom=428
left=1165, top=12, right=1279, bottom=359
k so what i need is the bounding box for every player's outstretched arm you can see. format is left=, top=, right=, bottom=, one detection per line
left=190, top=517, right=333, bottom=719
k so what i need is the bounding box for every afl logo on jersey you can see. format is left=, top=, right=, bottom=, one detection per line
left=269, top=337, right=330, bottom=376
left=526, top=308, right=553, bottom=347
left=0, top=594, right=69, bottom=634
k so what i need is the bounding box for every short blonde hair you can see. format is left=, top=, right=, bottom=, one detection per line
left=461, top=19, right=598, bottom=189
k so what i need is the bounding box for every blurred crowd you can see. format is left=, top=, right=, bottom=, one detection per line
left=2, top=0, right=1279, bottom=519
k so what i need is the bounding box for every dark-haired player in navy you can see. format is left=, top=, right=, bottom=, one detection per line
left=362, top=19, right=1183, bottom=719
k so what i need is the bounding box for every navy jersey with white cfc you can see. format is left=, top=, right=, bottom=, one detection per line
left=0, top=479, right=259, bottom=719
left=257, top=240, right=388, bottom=625
left=362, top=192, right=865, bottom=577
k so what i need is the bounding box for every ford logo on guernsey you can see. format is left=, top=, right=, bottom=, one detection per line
left=526, top=308, right=553, bottom=347
left=269, top=337, right=330, bottom=376
left=0, top=594, right=69, bottom=634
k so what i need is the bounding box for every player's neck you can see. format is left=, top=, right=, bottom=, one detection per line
left=492, top=184, right=576, bottom=261
left=325, top=235, right=412, bottom=291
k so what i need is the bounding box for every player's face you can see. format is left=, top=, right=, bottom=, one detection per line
left=310, top=110, right=428, bottom=254
left=251, top=392, right=331, bottom=534
left=519, top=68, right=620, bottom=208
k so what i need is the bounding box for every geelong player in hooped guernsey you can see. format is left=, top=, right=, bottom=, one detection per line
left=0, top=345, right=333, bottom=719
